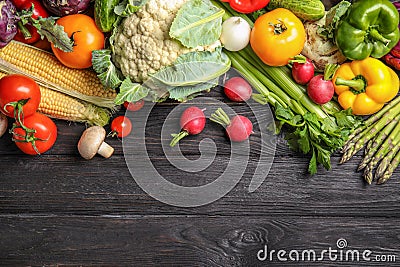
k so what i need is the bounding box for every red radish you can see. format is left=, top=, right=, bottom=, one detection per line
left=170, top=106, right=206, bottom=147
left=123, top=99, right=145, bottom=111
left=291, top=57, right=315, bottom=85
left=306, top=64, right=338, bottom=105
left=210, top=108, right=253, bottom=142
left=307, top=75, right=334, bottom=105
left=223, top=76, right=252, bottom=102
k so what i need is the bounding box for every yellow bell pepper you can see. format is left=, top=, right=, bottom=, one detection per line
left=332, top=57, right=399, bottom=115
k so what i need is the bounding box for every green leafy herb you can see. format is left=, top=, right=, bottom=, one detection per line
left=34, top=17, right=74, bottom=52
left=275, top=104, right=361, bottom=175
left=17, top=6, right=73, bottom=52
left=170, top=0, right=224, bottom=48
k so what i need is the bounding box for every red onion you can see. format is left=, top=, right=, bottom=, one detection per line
left=42, top=0, right=91, bottom=16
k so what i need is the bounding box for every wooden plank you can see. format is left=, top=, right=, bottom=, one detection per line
left=0, top=101, right=287, bottom=155
left=0, top=155, right=398, bottom=217
left=0, top=215, right=398, bottom=266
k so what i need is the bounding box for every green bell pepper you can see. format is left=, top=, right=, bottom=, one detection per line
left=335, top=0, right=400, bottom=60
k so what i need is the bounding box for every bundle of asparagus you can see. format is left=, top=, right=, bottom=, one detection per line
left=341, top=96, right=400, bottom=184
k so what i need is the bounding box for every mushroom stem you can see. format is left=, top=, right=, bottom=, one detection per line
left=98, top=141, right=114, bottom=158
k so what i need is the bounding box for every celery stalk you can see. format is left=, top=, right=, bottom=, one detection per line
left=240, top=47, right=328, bottom=119
left=213, top=0, right=360, bottom=174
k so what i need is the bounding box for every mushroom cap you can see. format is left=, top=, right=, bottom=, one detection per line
left=78, top=126, right=106, bottom=160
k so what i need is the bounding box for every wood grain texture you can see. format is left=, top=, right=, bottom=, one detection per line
left=1, top=94, right=398, bottom=265
left=0, top=216, right=399, bottom=266
left=0, top=153, right=398, bottom=217
left=1, top=1, right=399, bottom=263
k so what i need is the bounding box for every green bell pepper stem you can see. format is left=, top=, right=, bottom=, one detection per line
left=369, top=28, right=391, bottom=45
left=335, top=76, right=366, bottom=92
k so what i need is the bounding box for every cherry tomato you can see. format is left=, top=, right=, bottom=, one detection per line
left=223, top=77, right=252, bottom=102
left=51, top=14, right=105, bottom=69
left=250, top=8, right=306, bottom=66
left=111, top=116, right=132, bottom=138
left=123, top=100, right=145, bottom=112
left=0, top=74, right=41, bottom=118
left=13, top=112, right=58, bottom=155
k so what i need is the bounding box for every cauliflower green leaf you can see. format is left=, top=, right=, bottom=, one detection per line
left=114, top=77, right=150, bottom=105
left=114, top=0, right=148, bottom=17
left=92, top=49, right=123, bottom=89
left=168, top=77, right=219, bottom=102
left=149, top=48, right=230, bottom=87
left=170, top=0, right=224, bottom=48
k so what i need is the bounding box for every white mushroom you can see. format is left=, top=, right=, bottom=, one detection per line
left=77, top=126, right=114, bottom=160
left=0, top=113, right=7, bottom=138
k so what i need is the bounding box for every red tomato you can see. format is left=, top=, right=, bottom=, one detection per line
left=19, top=0, right=49, bottom=18
left=11, top=0, right=30, bottom=10
left=51, top=14, right=105, bottom=69
left=14, top=24, right=41, bottom=44
left=13, top=112, right=58, bottom=155
left=31, top=37, right=52, bottom=51
left=12, top=0, right=49, bottom=44
left=110, top=116, right=132, bottom=138
left=0, top=74, right=41, bottom=118
left=250, top=8, right=306, bottom=66
left=123, top=100, right=145, bottom=112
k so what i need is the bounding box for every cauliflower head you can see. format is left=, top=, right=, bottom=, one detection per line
left=113, top=0, right=191, bottom=83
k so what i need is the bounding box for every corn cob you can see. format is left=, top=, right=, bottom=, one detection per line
left=0, top=41, right=117, bottom=109
left=0, top=71, right=111, bottom=126
left=38, top=86, right=111, bottom=126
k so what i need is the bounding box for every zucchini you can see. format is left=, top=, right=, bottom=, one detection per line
left=267, top=0, right=325, bottom=21
left=94, top=0, right=119, bottom=33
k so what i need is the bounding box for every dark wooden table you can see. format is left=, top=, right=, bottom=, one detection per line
left=1, top=84, right=400, bottom=266
left=2, top=0, right=400, bottom=265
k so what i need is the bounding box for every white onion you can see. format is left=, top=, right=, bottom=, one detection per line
left=220, top=17, right=251, bottom=52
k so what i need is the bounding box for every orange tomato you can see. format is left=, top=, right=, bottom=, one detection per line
left=51, top=14, right=104, bottom=69
left=250, top=8, right=306, bottom=66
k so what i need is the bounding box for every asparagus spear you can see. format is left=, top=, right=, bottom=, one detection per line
left=357, top=119, right=399, bottom=171
left=340, top=102, right=400, bottom=163
left=344, top=96, right=400, bottom=144
left=342, top=98, right=400, bottom=153
left=340, top=120, right=387, bottom=163
left=375, top=143, right=400, bottom=179
left=363, top=165, right=374, bottom=185
left=362, top=123, right=400, bottom=184
left=377, top=148, right=400, bottom=184
left=365, top=139, right=374, bottom=154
